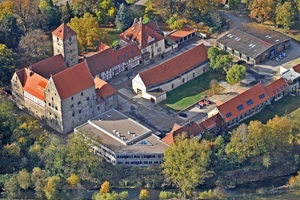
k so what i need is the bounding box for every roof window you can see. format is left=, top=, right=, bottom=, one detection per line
left=284, top=84, right=287, bottom=89
left=246, top=99, right=253, bottom=106
left=276, top=88, right=280, bottom=93
left=225, top=112, right=232, bottom=118
left=124, top=54, right=127, bottom=57
left=280, top=86, right=283, bottom=90
left=237, top=104, right=244, bottom=111
left=132, top=50, right=135, bottom=54
left=258, top=93, right=265, bottom=99
left=273, top=90, right=276, bottom=95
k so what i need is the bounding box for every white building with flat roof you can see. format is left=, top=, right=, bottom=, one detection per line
left=74, top=109, right=168, bottom=166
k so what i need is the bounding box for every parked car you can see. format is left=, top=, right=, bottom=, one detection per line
left=178, top=112, right=188, bottom=118
left=237, top=60, right=245, bottom=65
left=275, top=56, right=280, bottom=62
left=282, top=52, right=287, bottom=57
left=204, top=100, right=211, bottom=105
left=195, top=104, right=203, bottom=109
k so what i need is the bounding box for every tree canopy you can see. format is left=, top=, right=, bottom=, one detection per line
left=276, top=2, right=293, bottom=31
left=226, top=64, right=246, bottom=85
left=115, top=3, right=133, bottom=31
left=162, top=134, right=211, bottom=197
left=0, top=44, right=15, bottom=85
left=208, top=46, right=232, bottom=71
left=68, top=12, right=112, bottom=51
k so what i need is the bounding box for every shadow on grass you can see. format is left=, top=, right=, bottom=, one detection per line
left=159, top=71, right=225, bottom=111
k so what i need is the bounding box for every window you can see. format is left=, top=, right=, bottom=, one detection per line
left=70, top=50, right=72, bottom=53
left=273, top=90, right=276, bottom=95
left=284, top=84, right=287, bottom=89
left=90, top=105, right=92, bottom=108
left=182, top=78, right=185, bottom=83
left=71, top=97, right=73, bottom=100
left=237, top=104, right=244, bottom=111
left=258, top=93, right=265, bottom=99
left=118, top=56, right=120, bottom=60
left=193, top=73, right=195, bottom=78
left=124, top=54, right=127, bottom=57
left=78, top=101, right=81, bottom=105
left=132, top=50, right=135, bottom=54
left=72, top=112, right=75, bottom=117
left=280, top=86, right=283, bottom=91
left=155, top=43, right=158, bottom=47
left=97, top=106, right=100, bottom=111
left=108, top=97, right=113, bottom=101
left=81, top=92, right=83, bottom=96
left=246, top=99, right=253, bottom=106
left=171, top=83, right=174, bottom=89
left=69, top=37, right=72, bottom=42
left=48, top=103, right=51, bottom=106
left=52, top=97, right=54, bottom=100
left=79, top=110, right=81, bottom=114
left=276, top=88, right=280, bottom=93
left=225, top=112, right=232, bottom=118
left=55, top=106, right=58, bottom=110
left=86, top=97, right=89, bottom=101
left=70, top=104, right=74, bottom=109
left=157, top=47, right=162, bottom=53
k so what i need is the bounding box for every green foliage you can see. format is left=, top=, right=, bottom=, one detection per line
left=39, top=0, right=61, bottom=27
left=162, top=134, right=211, bottom=197
left=97, top=0, right=116, bottom=24
left=262, top=154, right=271, bottom=169
left=0, top=43, right=15, bottom=84
left=208, top=46, right=232, bottom=71
left=118, top=191, right=129, bottom=200
left=3, top=177, right=20, bottom=200
left=226, top=64, right=246, bottom=85
left=115, top=3, right=133, bottom=31
left=4, top=142, right=21, bottom=157
left=215, top=135, right=225, bottom=150
left=93, top=191, right=128, bottom=200
left=0, top=15, right=22, bottom=49
left=276, top=2, right=293, bottom=31
left=100, top=181, right=111, bottom=194
left=139, top=189, right=150, bottom=200
left=17, top=169, right=31, bottom=190
left=167, top=14, right=185, bottom=30
left=31, top=167, right=48, bottom=198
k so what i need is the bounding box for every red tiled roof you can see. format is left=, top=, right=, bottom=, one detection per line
left=217, top=83, right=269, bottom=122
left=264, top=77, right=288, bottom=98
left=119, top=22, right=164, bottom=49
left=161, top=122, right=205, bottom=145
left=139, top=44, right=208, bottom=87
left=85, top=43, right=141, bottom=76
left=52, top=61, right=94, bottom=100
left=15, top=68, right=27, bottom=87
left=293, top=63, right=300, bottom=73
left=23, top=69, right=48, bottom=101
left=168, top=26, right=196, bottom=42
left=200, top=113, right=224, bottom=131
left=94, top=77, right=117, bottom=99
left=28, top=54, right=67, bottom=78
left=52, top=23, right=76, bottom=40
left=146, top=20, right=160, bottom=32
left=96, top=42, right=110, bottom=52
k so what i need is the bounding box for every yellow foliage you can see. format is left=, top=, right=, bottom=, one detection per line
left=0, top=1, right=14, bottom=20
left=100, top=181, right=110, bottom=194
left=288, top=171, right=300, bottom=188
left=139, top=189, right=150, bottom=200
left=4, top=142, right=21, bottom=157
left=66, top=173, right=80, bottom=188
left=18, top=137, right=26, bottom=145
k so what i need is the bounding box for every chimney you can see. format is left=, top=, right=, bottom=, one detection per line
left=139, top=17, right=142, bottom=23
left=189, top=120, right=192, bottom=126
left=29, top=71, right=34, bottom=77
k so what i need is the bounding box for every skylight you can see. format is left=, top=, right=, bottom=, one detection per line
left=237, top=104, right=244, bottom=111
left=258, top=93, right=265, bottom=99
left=136, top=139, right=153, bottom=146
left=225, top=112, right=232, bottom=118
left=246, top=99, right=253, bottom=106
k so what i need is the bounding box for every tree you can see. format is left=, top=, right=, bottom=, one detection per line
left=248, top=0, right=276, bottom=23
left=60, top=2, right=72, bottom=23
left=39, top=0, right=61, bottom=28
left=31, top=167, right=48, bottom=198
left=43, top=176, right=61, bottom=200
left=68, top=12, right=111, bottom=51
left=0, top=15, right=22, bottom=49
left=276, top=2, right=293, bottom=31
left=4, top=142, right=21, bottom=157
left=115, top=3, right=133, bottom=31
left=17, top=29, right=52, bottom=67
left=97, top=0, right=116, bottom=24
left=0, top=44, right=15, bottom=85
left=3, top=177, right=20, bottom=200
left=207, top=46, right=232, bottom=71
left=100, top=181, right=111, bottom=194
left=262, top=154, right=271, bottom=169
left=66, top=173, right=80, bottom=188
left=11, top=0, right=42, bottom=32
left=226, top=64, right=246, bottom=85
left=0, top=1, right=14, bottom=20
left=139, top=189, right=150, bottom=200
left=17, top=169, right=31, bottom=190
left=71, top=0, right=98, bottom=17
left=162, top=134, right=211, bottom=197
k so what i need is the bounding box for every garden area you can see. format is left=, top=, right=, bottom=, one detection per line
left=159, top=71, right=225, bottom=111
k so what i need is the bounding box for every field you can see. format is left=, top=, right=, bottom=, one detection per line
left=159, top=71, right=225, bottom=111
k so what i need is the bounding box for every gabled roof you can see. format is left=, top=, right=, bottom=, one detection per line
left=292, top=63, right=300, bottom=73
left=161, top=122, right=205, bottom=145
left=52, top=23, right=76, bottom=40
left=85, top=43, right=141, bottom=76
left=119, top=21, right=164, bottom=49
left=264, top=77, right=288, bottom=98
left=23, top=69, right=48, bottom=101
left=168, top=25, right=196, bottom=42
left=28, top=54, right=67, bottom=79
left=96, top=42, right=110, bottom=52
left=138, top=43, right=208, bottom=87
left=146, top=20, right=160, bottom=32
left=217, top=83, right=269, bottom=122
left=217, top=23, right=290, bottom=59
left=94, top=77, right=117, bottom=100
left=15, top=68, right=27, bottom=87
left=52, top=61, right=94, bottom=100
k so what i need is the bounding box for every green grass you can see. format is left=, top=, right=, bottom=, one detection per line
left=159, top=71, right=225, bottom=111
left=101, top=28, right=121, bottom=47
left=244, top=94, right=300, bottom=124
left=126, top=0, right=136, bottom=4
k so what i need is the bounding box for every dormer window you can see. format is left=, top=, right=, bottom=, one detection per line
left=69, top=37, right=72, bottom=42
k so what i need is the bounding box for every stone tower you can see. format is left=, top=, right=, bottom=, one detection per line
left=52, top=23, right=78, bottom=67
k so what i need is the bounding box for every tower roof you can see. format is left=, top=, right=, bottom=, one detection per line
left=52, top=23, right=76, bottom=40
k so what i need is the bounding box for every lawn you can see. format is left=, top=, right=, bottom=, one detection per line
left=159, top=71, right=225, bottom=111
left=101, top=28, right=122, bottom=47
left=244, top=94, right=300, bottom=124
